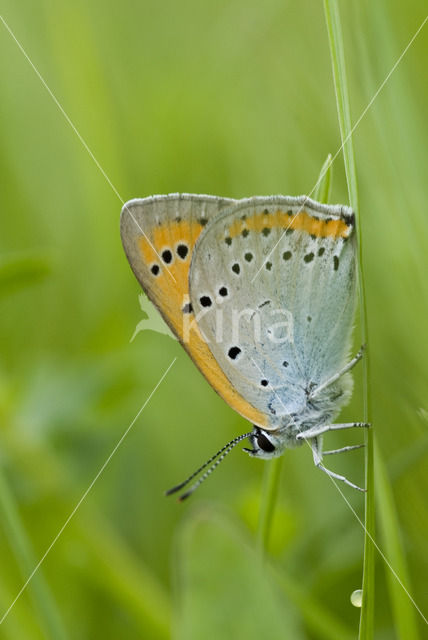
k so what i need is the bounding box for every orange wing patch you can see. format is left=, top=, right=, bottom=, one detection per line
left=137, top=221, right=267, bottom=428
left=137, top=220, right=202, bottom=337
left=226, top=209, right=352, bottom=240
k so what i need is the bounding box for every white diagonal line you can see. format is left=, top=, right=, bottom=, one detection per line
left=249, top=356, right=427, bottom=624
left=0, top=358, right=176, bottom=626
left=251, top=13, right=428, bottom=282
left=0, top=14, right=176, bottom=283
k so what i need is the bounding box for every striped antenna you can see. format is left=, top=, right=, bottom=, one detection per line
left=165, top=431, right=253, bottom=501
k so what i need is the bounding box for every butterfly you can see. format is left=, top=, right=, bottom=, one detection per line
left=120, top=194, right=369, bottom=499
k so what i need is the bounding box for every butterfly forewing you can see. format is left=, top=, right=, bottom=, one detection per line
left=189, top=196, right=357, bottom=426
left=120, top=194, right=268, bottom=427
left=121, top=194, right=234, bottom=330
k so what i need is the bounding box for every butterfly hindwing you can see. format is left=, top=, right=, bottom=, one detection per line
left=189, top=196, right=356, bottom=426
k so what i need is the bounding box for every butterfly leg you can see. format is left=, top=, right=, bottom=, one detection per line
left=323, top=444, right=365, bottom=455
left=311, top=438, right=365, bottom=492
left=309, top=344, right=366, bottom=398
left=296, top=421, right=370, bottom=441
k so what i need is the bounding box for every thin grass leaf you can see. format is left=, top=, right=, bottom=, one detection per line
left=323, top=1, right=359, bottom=211
left=323, top=1, right=374, bottom=638
left=0, top=470, right=68, bottom=640
left=257, top=457, right=283, bottom=557
left=313, top=154, right=333, bottom=204
left=374, top=442, right=421, bottom=640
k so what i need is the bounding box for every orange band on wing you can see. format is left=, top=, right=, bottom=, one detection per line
left=227, top=209, right=351, bottom=239
left=138, top=221, right=203, bottom=263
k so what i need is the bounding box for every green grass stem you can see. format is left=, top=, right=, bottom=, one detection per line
left=0, top=469, right=68, bottom=639
left=323, top=1, right=374, bottom=637
left=257, top=457, right=283, bottom=557
left=374, top=442, right=422, bottom=639
left=313, top=153, right=333, bottom=204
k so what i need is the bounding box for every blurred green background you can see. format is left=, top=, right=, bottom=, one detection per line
left=1, top=1, right=427, bottom=638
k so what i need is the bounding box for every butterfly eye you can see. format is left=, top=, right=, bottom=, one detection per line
left=257, top=432, right=275, bottom=453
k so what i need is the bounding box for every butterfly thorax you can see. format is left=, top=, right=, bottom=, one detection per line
left=246, top=375, right=352, bottom=459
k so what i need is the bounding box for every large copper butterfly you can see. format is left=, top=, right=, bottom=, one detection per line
left=120, top=194, right=369, bottom=499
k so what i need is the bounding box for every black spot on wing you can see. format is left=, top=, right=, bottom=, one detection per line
left=177, top=244, right=189, bottom=259
left=162, top=249, right=172, bottom=264
left=228, top=346, right=241, bottom=360
left=200, top=295, right=212, bottom=307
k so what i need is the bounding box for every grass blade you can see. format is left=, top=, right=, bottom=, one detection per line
left=323, top=1, right=359, bottom=211
left=323, top=1, right=374, bottom=638
left=313, top=153, right=333, bottom=204
left=374, top=442, right=421, bottom=639
left=0, top=470, right=68, bottom=639
left=257, top=457, right=283, bottom=558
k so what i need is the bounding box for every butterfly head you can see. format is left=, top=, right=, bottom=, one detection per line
left=243, top=426, right=289, bottom=460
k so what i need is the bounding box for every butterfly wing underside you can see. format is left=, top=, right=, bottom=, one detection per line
left=120, top=194, right=268, bottom=427
left=189, top=196, right=357, bottom=426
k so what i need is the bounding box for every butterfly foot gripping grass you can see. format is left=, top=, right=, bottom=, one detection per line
left=120, top=194, right=370, bottom=499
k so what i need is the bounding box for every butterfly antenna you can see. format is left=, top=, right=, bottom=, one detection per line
left=165, top=431, right=253, bottom=501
